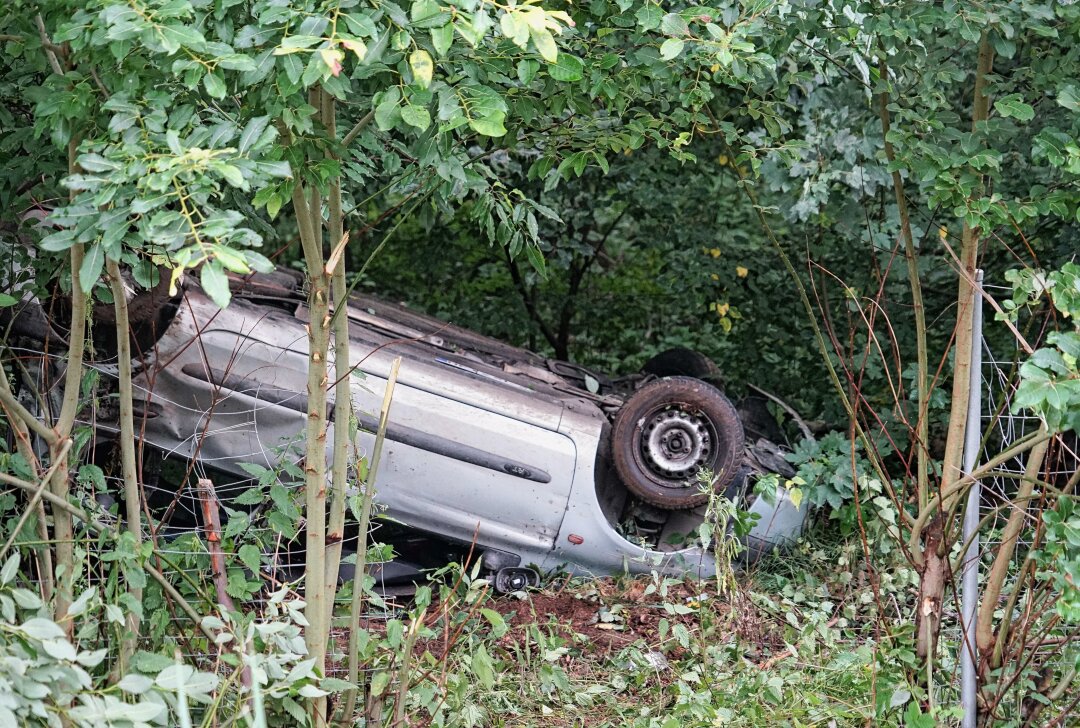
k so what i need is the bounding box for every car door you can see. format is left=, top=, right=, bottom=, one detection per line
left=142, top=294, right=577, bottom=558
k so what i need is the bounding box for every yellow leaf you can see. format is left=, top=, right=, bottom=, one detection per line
left=710, top=273, right=719, bottom=281
left=319, top=48, right=344, bottom=77
left=709, top=247, right=721, bottom=258
left=736, top=266, right=748, bottom=278
left=520, top=6, right=549, bottom=32
left=716, top=154, right=728, bottom=165
left=787, top=486, right=803, bottom=510
left=340, top=38, right=367, bottom=61
left=710, top=64, right=720, bottom=72
left=409, top=49, right=434, bottom=88
left=715, top=302, right=730, bottom=316
left=938, top=226, right=947, bottom=241
left=169, top=266, right=185, bottom=296
left=530, top=27, right=557, bottom=63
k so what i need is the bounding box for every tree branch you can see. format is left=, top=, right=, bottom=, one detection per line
left=878, top=51, right=930, bottom=512
left=106, top=258, right=143, bottom=673
left=341, top=109, right=375, bottom=148
left=0, top=366, right=60, bottom=445
left=502, top=245, right=559, bottom=352
left=34, top=15, right=64, bottom=75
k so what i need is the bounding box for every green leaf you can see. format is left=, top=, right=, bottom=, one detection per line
left=994, top=94, right=1034, bottom=122
left=302, top=53, right=325, bottom=86
left=472, top=645, right=495, bottom=688
left=903, top=702, right=937, bottom=728
left=401, top=104, right=431, bottom=130
left=480, top=608, right=508, bottom=637
left=200, top=260, right=231, bottom=309
left=203, top=71, right=227, bottom=99
left=636, top=5, right=663, bottom=31
left=20, top=617, right=66, bottom=641
left=117, top=673, right=155, bottom=695
left=0, top=293, right=17, bottom=307
left=375, top=98, right=400, bottom=131
left=78, top=153, right=120, bottom=173
left=79, top=464, right=106, bottom=490
left=238, top=115, right=270, bottom=154
left=431, top=24, right=453, bottom=57
left=343, top=13, right=378, bottom=38
left=409, top=49, right=434, bottom=88
left=217, top=164, right=246, bottom=188
left=500, top=11, right=529, bottom=48
left=281, top=53, right=304, bottom=84
left=39, top=229, right=75, bottom=252
left=661, top=13, right=690, bottom=37
left=370, top=671, right=390, bottom=697
left=525, top=244, right=547, bottom=279
left=411, top=0, right=446, bottom=28
left=237, top=544, right=262, bottom=572
left=660, top=38, right=684, bottom=60
left=274, top=35, right=323, bottom=54
left=0, top=553, right=18, bottom=585
left=79, top=243, right=105, bottom=293
left=160, top=25, right=207, bottom=53
left=217, top=54, right=257, bottom=72
left=548, top=53, right=583, bottom=82
left=1057, top=84, right=1079, bottom=112
left=517, top=59, right=539, bottom=85
left=134, top=651, right=175, bottom=673
left=469, top=112, right=507, bottom=137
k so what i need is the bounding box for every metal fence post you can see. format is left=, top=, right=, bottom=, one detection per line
left=960, top=269, right=984, bottom=728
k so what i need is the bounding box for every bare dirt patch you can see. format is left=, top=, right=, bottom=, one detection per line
left=490, top=577, right=784, bottom=658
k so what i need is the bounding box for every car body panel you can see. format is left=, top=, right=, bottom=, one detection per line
left=10, top=268, right=807, bottom=581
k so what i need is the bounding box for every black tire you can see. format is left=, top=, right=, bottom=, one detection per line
left=641, top=347, right=722, bottom=382
left=611, top=376, right=744, bottom=510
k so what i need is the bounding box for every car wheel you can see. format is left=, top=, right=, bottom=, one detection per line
left=611, top=376, right=744, bottom=510
left=641, top=347, right=721, bottom=382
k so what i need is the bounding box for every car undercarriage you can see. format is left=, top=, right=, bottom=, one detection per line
left=4, top=268, right=808, bottom=592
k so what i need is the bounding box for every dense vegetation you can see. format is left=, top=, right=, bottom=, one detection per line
left=0, top=0, right=1077, bottom=726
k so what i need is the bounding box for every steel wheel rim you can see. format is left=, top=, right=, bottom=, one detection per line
left=638, top=404, right=716, bottom=487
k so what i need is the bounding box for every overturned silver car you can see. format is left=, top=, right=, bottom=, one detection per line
left=10, top=269, right=807, bottom=588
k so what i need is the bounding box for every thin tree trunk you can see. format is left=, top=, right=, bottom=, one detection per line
left=106, top=258, right=143, bottom=672
left=877, top=53, right=930, bottom=512
left=323, top=89, right=353, bottom=639
left=293, top=166, right=331, bottom=727
left=341, top=359, right=400, bottom=723
left=912, top=32, right=993, bottom=678
left=938, top=34, right=994, bottom=517
left=51, top=238, right=86, bottom=629
left=977, top=433, right=1050, bottom=655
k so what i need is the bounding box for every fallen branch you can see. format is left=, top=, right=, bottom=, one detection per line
left=746, top=384, right=814, bottom=442
left=196, top=477, right=252, bottom=689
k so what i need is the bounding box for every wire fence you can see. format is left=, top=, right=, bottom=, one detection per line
left=937, top=283, right=1079, bottom=720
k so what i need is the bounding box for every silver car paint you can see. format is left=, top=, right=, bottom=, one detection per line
left=126, top=283, right=803, bottom=577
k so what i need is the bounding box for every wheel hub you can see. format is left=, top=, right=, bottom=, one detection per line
left=640, top=407, right=713, bottom=483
